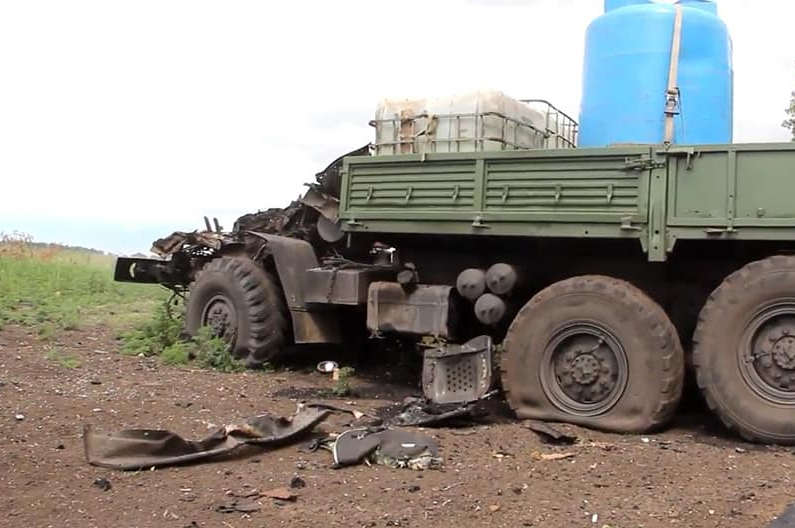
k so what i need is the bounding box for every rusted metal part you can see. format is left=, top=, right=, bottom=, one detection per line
left=151, top=231, right=238, bottom=258
left=233, top=201, right=314, bottom=240
left=244, top=232, right=318, bottom=309
left=366, top=282, right=459, bottom=339
left=304, top=267, right=393, bottom=306
left=422, top=335, right=494, bottom=404
left=522, top=420, right=578, bottom=445
left=245, top=231, right=340, bottom=344
left=290, top=310, right=341, bottom=344
left=388, top=398, right=483, bottom=427
left=300, top=185, right=339, bottom=222
left=300, top=185, right=345, bottom=243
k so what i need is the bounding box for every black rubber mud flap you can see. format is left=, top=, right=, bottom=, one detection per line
left=694, top=255, right=795, bottom=444
left=500, top=275, right=684, bottom=433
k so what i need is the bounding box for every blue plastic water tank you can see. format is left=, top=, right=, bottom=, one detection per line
left=578, top=0, right=733, bottom=147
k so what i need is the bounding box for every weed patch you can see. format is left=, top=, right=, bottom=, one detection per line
left=160, top=342, right=192, bottom=365
left=123, top=304, right=245, bottom=372
left=121, top=302, right=183, bottom=356
left=45, top=348, right=81, bottom=369
left=332, top=366, right=356, bottom=396
left=191, top=327, right=245, bottom=372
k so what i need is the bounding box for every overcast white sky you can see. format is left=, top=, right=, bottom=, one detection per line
left=1, top=0, right=793, bottom=253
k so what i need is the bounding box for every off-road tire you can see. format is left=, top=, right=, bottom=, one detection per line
left=501, top=275, right=684, bottom=433
left=186, top=256, right=288, bottom=367
left=694, top=256, right=795, bottom=444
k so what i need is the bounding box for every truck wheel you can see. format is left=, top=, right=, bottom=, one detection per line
left=185, top=256, right=288, bottom=367
left=501, top=275, right=684, bottom=433
left=694, top=256, right=795, bottom=444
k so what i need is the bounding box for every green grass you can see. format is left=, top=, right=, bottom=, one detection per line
left=0, top=243, right=167, bottom=335
left=45, top=347, right=82, bottom=369
left=332, top=366, right=356, bottom=396
left=191, top=326, right=245, bottom=372
left=2, top=235, right=246, bottom=373
left=121, top=304, right=245, bottom=372
left=120, top=302, right=184, bottom=356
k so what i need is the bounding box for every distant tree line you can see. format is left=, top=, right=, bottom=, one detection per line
left=0, top=231, right=108, bottom=255
left=785, top=91, right=795, bottom=141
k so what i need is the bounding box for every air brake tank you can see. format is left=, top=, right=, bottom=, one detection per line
left=578, top=0, right=733, bottom=147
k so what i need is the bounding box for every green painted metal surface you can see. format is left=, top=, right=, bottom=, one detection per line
left=339, top=143, right=795, bottom=261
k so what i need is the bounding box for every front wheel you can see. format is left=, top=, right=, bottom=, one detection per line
left=501, top=275, right=684, bottom=433
left=185, top=256, right=289, bottom=367
left=694, top=256, right=795, bottom=444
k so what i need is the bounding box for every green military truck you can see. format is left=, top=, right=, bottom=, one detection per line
left=116, top=123, right=795, bottom=445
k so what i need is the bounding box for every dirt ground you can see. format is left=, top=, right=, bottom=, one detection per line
left=1, top=324, right=793, bottom=528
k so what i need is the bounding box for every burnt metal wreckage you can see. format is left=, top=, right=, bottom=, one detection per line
left=116, top=119, right=795, bottom=445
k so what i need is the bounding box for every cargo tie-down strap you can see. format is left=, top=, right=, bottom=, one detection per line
left=663, top=4, right=683, bottom=144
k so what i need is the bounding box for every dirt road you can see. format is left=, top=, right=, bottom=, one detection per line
left=1, top=324, right=792, bottom=528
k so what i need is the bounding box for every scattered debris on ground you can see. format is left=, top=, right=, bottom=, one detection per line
left=532, top=451, right=576, bottom=461
left=377, top=396, right=489, bottom=427
left=522, top=419, right=578, bottom=445
left=330, top=428, right=441, bottom=470
left=769, top=504, right=795, bottom=528
left=92, top=477, right=112, bottom=491
left=4, top=324, right=793, bottom=527
left=214, top=500, right=261, bottom=514
left=262, top=487, right=297, bottom=501
left=83, top=405, right=331, bottom=470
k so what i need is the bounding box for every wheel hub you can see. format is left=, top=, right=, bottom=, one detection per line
left=772, top=335, right=795, bottom=370
left=570, top=353, right=601, bottom=385
left=202, top=295, right=237, bottom=340
left=741, top=307, right=795, bottom=403
left=542, top=322, right=628, bottom=416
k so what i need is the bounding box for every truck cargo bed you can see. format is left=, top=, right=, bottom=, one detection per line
left=340, top=143, right=795, bottom=261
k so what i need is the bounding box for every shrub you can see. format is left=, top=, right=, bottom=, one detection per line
left=193, top=326, right=245, bottom=372
left=120, top=302, right=183, bottom=356
left=122, top=303, right=245, bottom=372
left=332, top=366, right=356, bottom=396
left=160, top=341, right=192, bottom=365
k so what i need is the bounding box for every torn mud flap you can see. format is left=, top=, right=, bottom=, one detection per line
left=422, top=335, right=494, bottom=404
left=83, top=404, right=331, bottom=470
left=331, top=428, right=441, bottom=470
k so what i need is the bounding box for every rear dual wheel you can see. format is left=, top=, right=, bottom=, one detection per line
left=694, top=256, right=795, bottom=444
left=501, top=275, right=684, bottom=433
